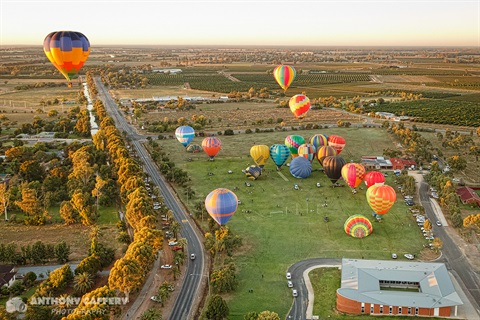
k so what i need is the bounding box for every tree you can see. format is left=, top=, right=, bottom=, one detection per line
left=54, top=241, right=71, bottom=263
left=140, top=308, right=162, bottom=320
left=244, top=312, right=258, bottom=320
left=204, top=295, right=229, bottom=320
left=0, top=183, right=11, bottom=221
left=92, top=174, right=107, bottom=210
left=257, top=311, right=281, bottom=320
left=73, top=272, right=94, bottom=294
left=108, top=258, right=144, bottom=302
left=211, top=263, right=238, bottom=293
left=447, top=155, right=467, bottom=172
left=463, top=213, right=480, bottom=230
left=70, top=190, right=96, bottom=226
left=59, top=201, right=79, bottom=225
left=19, top=160, right=45, bottom=182
left=432, top=237, right=443, bottom=253
left=423, top=220, right=432, bottom=232
left=15, top=186, right=43, bottom=217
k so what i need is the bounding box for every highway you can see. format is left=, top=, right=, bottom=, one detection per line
left=94, top=78, right=207, bottom=319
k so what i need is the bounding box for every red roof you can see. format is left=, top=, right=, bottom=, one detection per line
left=456, top=187, right=480, bottom=206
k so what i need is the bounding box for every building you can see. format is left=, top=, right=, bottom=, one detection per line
left=456, top=186, right=480, bottom=207
left=0, top=265, right=18, bottom=287
left=360, top=156, right=393, bottom=170
left=336, top=258, right=463, bottom=317
left=390, top=158, right=417, bottom=170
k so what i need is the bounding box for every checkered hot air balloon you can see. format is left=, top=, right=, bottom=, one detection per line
left=205, top=188, right=238, bottom=226
left=289, top=94, right=311, bottom=119
left=366, top=184, right=396, bottom=215
left=341, top=163, right=366, bottom=189
left=273, top=65, right=296, bottom=91
left=344, top=215, right=373, bottom=238
left=202, top=137, right=222, bottom=160
left=43, top=31, right=90, bottom=88
left=297, top=144, right=317, bottom=163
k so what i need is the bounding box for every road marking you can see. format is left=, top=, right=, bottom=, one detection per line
left=277, top=171, right=289, bottom=181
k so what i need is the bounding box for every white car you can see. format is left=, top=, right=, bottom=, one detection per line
left=391, top=253, right=397, bottom=259
left=150, top=296, right=161, bottom=303
left=436, top=221, right=442, bottom=227
left=286, top=272, right=292, bottom=280
left=161, top=264, right=172, bottom=269
left=168, top=241, right=178, bottom=246
left=292, top=289, right=298, bottom=297
left=190, top=254, right=196, bottom=260
left=287, top=280, right=293, bottom=288
left=404, top=254, right=414, bottom=260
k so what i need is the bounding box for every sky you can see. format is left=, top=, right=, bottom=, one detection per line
left=1, top=0, right=479, bottom=47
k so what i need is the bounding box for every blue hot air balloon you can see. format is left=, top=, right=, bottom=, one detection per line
left=175, top=126, right=195, bottom=148
left=289, top=156, right=312, bottom=179
left=205, top=188, right=238, bottom=226
left=270, top=144, right=290, bottom=170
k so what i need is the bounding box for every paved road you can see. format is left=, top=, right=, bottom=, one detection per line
left=94, top=79, right=207, bottom=320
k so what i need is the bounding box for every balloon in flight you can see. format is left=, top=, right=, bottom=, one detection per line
left=344, top=215, right=373, bottom=238
left=269, top=144, right=290, bottom=170
left=250, top=145, right=270, bottom=168
left=273, top=65, right=296, bottom=91
left=43, top=31, right=90, bottom=88
left=202, top=137, right=222, bottom=160
left=175, top=126, right=195, bottom=148
left=205, top=188, right=238, bottom=226
left=289, top=94, right=311, bottom=119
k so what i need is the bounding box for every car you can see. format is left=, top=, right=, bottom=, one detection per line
left=292, top=289, right=298, bottom=297
left=405, top=199, right=414, bottom=206
left=172, top=246, right=183, bottom=251
left=190, top=253, right=196, bottom=260
left=436, top=221, right=442, bottom=227
left=286, top=272, right=292, bottom=280
left=168, top=241, right=178, bottom=246
left=316, top=182, right=321, bottom=188
left=228, top=170, right=233, bottom=174
left=161, top=264, right=172, bottom=269
left=150, top=295, right=161, bottom=303
left=425, top=236, right=434, bottom=240
left=287, top=280, right=293, bottom=288
left=391, top=253, right=397, bottom=259
left=404, top=254, right=414, bottom=260
left=294, top=184, right=299, bottom=190
left=237, top=200, right=242, bottom=205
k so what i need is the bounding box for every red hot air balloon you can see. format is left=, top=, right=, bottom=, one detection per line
left=273, top=65, right=296, bottom=92
left=341, top=163, right=366, bottom=189
left=327, top=135, right=346, bottom=154
left=202, top=137, right=222, bottom=160
left=289, top=94, right=311, bottom=119
left=366, top=184, right=397, bottom=215
left=364, top=171, right=385, bottom=188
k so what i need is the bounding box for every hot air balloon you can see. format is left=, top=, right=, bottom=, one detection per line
left=43, top=31, right=90, bottom=88
left=323, top=156, right=346, bottom=184
left=285, top=135, right=305, bottom=158
left=250, top=145, right=270, bottom=168
left=366, top=184, right=396, bottom=216
left=186, top=144, right=202, bottom=153
left=364, top=171, right=385, bottom=188
left=297, top=144, right=316, bottom=163
left=202, top=137, right=222, bottom=160
left=205, top=188, right=238, bottom=226
left=344, top=215, right=373, bottom=238
left=341, top=163, right=366, bottom=189
left=243, top=165, right=262, bottom=180
left=175, top=126, right=195, bottom=148
left=270, top=144, right=290, bottom=170
left=289, top=94, right=311, bottom=119
left=317, top=146, right=337, bottom=166
left=273, top=65, right=296, bottom=92
left=310, top=134, right=329, bottom=151
left=289, top=156, right=312, bottom=179
left=327, top=135, right=346, bottom=154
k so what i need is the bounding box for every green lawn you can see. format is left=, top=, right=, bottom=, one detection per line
left=155, top=127, right=426, bottom=318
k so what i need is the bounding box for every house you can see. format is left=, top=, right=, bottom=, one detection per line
left=0, top=265, right=18, bottom=287
left=337, top=258, right=463, bottom=318
left=390, top=158, right=417, bottom=170
left=456, top=187, right=480, bottom=207
left=360, top=156, right=393, bottom=170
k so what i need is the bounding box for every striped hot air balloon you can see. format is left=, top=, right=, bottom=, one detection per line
left=309, top=134, right=329, bottom=151
left=327, top=135, right=346, bottom=154
left=341, top=163, right=366, bottom=189
left=317, top=146, right=337, bottom=166
left=269, top=144, right=290, bottom=170
left=285, top=135, right=305, bottom=158
left=364, top=171, right=385, bottom=188
left=297, top=144, right=316, bottom=163
left=366, top=184, right=396, bottom=215
left=273, top=65, right=296, bottom=91
left=344, top=215, right=373, bottom=238
left=202, top=137, right=222, bottom=160
left=205, top=188, right=238, bottom=226
left=175, top=126, right=195, bottom=148
left=289, top=94, right=311, bottom=119
left=323, top=156, right=346, bottom=184
left=250, top=145, right=270, bottom=168
left=43, top=31, right=90, bottom=88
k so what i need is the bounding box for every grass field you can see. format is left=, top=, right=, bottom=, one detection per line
left=155, top=127, right=427, bottom=318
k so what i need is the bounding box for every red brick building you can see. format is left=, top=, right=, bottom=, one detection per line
left=337, top=259, right=463, bottom=317
left=456, top=186, right=480, bottom=207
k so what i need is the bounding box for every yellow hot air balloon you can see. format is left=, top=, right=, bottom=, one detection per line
left=250, top=145, right=270, bottom=168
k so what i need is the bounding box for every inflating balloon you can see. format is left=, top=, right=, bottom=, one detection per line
left=273, top=65, right=296, bottom=91
left=297, top=144, right=316, bottom=163
left=341, top=163, right=366, bottom=189
left=270, top=144, right=290, bottom=170
left=344, top=215, right=373, bottom=238
left=285, top=135, right=305, bottom=158
left=310, top=134, right=328, bottom=151
left=364, top=171, right=385, bottom=188
left=323, top=156, right=346, bottom=184
left=43, top=31, right=90, bottom=88
left=327, top=135, right=346, bottom=154
left=317, top=146, right=337, bottom=166
left=289, top=94, right=311, bottom=119
left=205, top=188, right=238, bottom=226
left=366, top=184, right=396, bottom=215
left=243, top=165, right=262, bottom=180
left=175, top=126, right=195, bottom=148
left=186, top=144, right=202, bottom=153
left=250, top=145, right=270, bottom=168
left=202, top=137, right=222, bottom=160
left=289, top=156, right=312, bottom=179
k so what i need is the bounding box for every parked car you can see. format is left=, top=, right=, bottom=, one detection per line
left=150, top=296, right=161, bottom=303
left=436, top=221, right=442, bottom=227
left=292, top=289, right=298, bottom=297
left=287, top=280, right=293, bottom=288
left=391, top=253, right=397, bottom=259
left=286, top=272, right=292, bottom=280
left=168, top=241, right=178, bottom=246
left=161, top=264, right=172, bottom=269
left=405, top=198, right=414, bottom=206
left=404, top=254, right=414, bottom=260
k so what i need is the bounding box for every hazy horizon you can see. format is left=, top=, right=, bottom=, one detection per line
left=1, top=0, right=479, bottom=47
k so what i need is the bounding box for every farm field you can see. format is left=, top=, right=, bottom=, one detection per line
left=155, top=127, right=429, bottom=318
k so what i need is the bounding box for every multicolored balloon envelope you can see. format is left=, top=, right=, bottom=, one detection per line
left=310, top=134, right=328, bottom=151
left=289, top=94, right=311, bottom=119
left=270, top=144, right=290, bottom=170
left=364, top=171, right=385, bottom=188
left=175, top=126, right=195, bottom=147
left=202, top=137, right=222, bottom=160
left=341, top=163, right=366, bottom=189
left=327, top=135, right=346, bottom=154
left=273, top=65, right=296, bottom=91
left=344, top=215, right=373, bottom=238
left=366, top=184, right=396, bottom=215
left=205, top=188, right=238, bottom=226
left=285, top=135, right=305, bottom=158
left=289, top=156, right=312, bottom=179
left=317, top=146, right=337, bottom=166
left=323, top=156, right=346, bottom=184
left=43, top=31, right=90, bottom=87
left=243, top=165, right=262, bottom=180
left=297, top=144, right=316, bottom=163
left=250, top=145, right=270, bottom=168
left=186, top=144, right=202, bottom=153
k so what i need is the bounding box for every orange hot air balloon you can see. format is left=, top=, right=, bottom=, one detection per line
left=317, top=146, right=337, bottom=166
left=366, top=184, right=396, bottom=215
left=289, top=94, right=311, bottom=119
left=250, top=145, right=270, bottom=168
left=341, top=163, right=366, bottom=189
left=273, top=65, right=296, bottom=91
left=202, top=137, right=222, bottom=160
left=327, top=135, right=346, bottom=154
left=364, top=171, right=385, bottom=188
